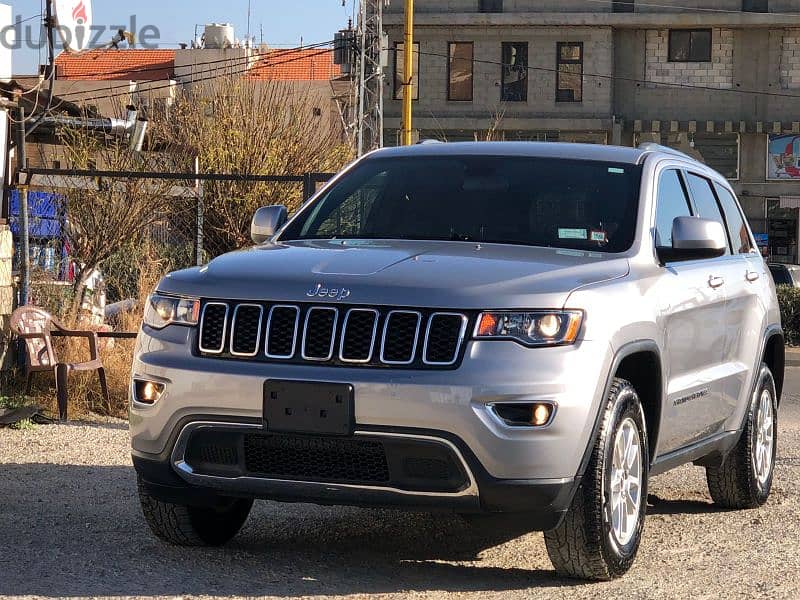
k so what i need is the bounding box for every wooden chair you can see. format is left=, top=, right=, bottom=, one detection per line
left=10, top=306, right=110, bottom=421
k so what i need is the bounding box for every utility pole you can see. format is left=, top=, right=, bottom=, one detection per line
left=355, top=0, right=384, bottom=156
left=401, top=0, right=414, bottom=146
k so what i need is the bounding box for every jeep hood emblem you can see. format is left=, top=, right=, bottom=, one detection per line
left=307, top=283, right=351, bottom=301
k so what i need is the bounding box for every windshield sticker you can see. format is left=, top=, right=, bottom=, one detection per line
left=558, top=228, right=588, bottom=240
left=608, top=167, right=625, bottom=174
left=590, top=230, right=607, bottom=243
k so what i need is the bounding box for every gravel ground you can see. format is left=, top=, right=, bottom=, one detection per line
left=3, top=372, right=800, bottom=599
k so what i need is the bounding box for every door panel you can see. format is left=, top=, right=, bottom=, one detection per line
left=657, top=260, right=729, bottom=452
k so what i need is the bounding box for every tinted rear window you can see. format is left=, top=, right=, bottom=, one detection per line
left=281, top=156, right=643, bottom=253
left=770, top=265, right=792, bottom=286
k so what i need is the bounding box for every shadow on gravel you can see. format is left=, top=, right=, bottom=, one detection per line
left=0, top=463, right=589, bottom=597
left=646, top=495, right=722, bottom=515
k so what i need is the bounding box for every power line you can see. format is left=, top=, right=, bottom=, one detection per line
left=53, top=41, right=334, bottom=96
left=51, top=41, right=336, bottom=102
left=581, top=0, right=800, bottom=15
left=394, top=46, right=800, bottom=102
left=54, top=46, right=337, bottom=107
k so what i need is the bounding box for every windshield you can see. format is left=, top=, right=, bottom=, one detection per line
left=280, top=155, right=643, bottom=253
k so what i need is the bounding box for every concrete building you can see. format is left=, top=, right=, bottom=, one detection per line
left=383, top=0, right=800, bottom=263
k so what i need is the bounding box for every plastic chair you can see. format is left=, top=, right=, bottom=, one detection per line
left=10, top=306, right=110, bottom=421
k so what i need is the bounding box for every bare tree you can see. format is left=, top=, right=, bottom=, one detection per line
left=154, top=77, right=353, bottom=254
left=45, top=122, right=175, bottom=319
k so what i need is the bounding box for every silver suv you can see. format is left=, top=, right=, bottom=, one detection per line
left=131, top=142, right=784, bottom=580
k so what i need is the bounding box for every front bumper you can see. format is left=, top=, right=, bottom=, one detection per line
left=133, top=417, right=580, bottom=528
left=131, top=325, right=613, bottom=523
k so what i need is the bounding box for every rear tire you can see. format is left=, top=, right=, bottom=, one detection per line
left=544, top=378, right=649, bottom=581
left=138, top=477, right=253, bottom=546
left=706, top=364, right=777, bottom=509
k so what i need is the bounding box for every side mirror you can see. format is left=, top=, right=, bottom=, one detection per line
left=251, top=205, right=288, bottom=244
left=657, top=216, right=727, bottom=263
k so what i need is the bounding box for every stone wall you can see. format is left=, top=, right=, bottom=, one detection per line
left=645, top=28, right=734, bottom=90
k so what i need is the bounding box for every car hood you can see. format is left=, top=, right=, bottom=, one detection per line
left=158, top=240, right=630, bottom=309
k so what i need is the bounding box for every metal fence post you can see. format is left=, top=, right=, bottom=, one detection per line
left=18, top=185, right=30, bottom=306
left=302, top=173, right=313, bottom=202
left=194, top=157, right=204, bottom=266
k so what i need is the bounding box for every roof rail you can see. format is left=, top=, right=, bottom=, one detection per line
left=637, top=142, right=694, bottom=162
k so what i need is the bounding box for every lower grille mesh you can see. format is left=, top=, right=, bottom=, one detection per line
left=243, top=434, right=390, bottom=483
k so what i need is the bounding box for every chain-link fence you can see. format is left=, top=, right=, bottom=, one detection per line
left=9, top=170, right=335, bottom=319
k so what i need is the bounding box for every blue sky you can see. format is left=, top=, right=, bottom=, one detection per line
left=8, top=0, right=356, bottom=74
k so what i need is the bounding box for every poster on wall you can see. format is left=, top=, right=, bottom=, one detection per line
left=767, top=134, right=800, bottom=179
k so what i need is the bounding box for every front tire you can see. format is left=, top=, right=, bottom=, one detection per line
left=706, top=363, right=777, bottom=509
left=138, top=477, right=253, bottom=546
left=544, top=378, right=649, bottom=581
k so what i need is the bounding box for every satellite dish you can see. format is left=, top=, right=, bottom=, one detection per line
left=53, top=0, right=93, bottom=53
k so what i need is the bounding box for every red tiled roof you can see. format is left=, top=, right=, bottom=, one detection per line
left=54, top=49, right=176, bottom=81
left=248, top=48, right=340, bottom=81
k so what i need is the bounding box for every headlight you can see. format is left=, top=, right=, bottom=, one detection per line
left=475, top=310, right=583, bottom=347
left=143, top=293, right=200, bottom=329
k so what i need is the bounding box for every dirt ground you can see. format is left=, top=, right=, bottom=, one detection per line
left=2, top=370, right=800, bottom=599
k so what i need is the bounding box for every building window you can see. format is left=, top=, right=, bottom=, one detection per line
left=479, top=0, right=503, bottom=11
left=612, top=1, right=634, bottom=12
left=742, top=0, right=768, bottom=11
left=448, top=42, right=473, bottom=101
left=393, top=42, right=419, bottom=101
left=501, top=42, right=528, bottom=102
left=668, top=29, right=712, bottom=62
left=556, top=42, right=583, bottom=103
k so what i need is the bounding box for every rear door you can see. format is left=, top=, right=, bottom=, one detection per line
left=654, top=168, right=729, bottom=452
left=713, top=182, right=768, bottom=429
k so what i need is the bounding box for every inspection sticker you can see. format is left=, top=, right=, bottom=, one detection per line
left=590, top=230, right=607, bottom=242
left=558, top=228, right=588, bottom=240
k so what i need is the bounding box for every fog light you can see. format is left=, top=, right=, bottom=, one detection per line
left=531, top=403, right=552, bottom=427
left=134, top=380, right=165, bottom=405
left=492, top=402, right=555, bottom=427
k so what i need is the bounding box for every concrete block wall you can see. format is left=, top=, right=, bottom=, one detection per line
left=384, top=26, right=613, bottom=122
left=645, top=28, right=734, bottom=90
left=780, top=29, right=800, bottom=88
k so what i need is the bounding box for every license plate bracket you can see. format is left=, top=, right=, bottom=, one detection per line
left=264, top=380, right=354, bottom=436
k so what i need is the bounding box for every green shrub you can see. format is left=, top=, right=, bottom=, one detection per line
left=776, top=285, right=800, bottom=346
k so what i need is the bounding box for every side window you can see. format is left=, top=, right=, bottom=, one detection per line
left=714, top=183, right=753, bottom=255
left=686, top=173, right=731, bottom=255
left=655, top=169, right=692, bottom=247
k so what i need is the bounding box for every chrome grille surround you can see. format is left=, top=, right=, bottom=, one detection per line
left=198, top=302, right=229, bottom=354
left=301, top=307, right=339, bottom=362
left=265, top=305, right=300, bottom=359
left=229, top=304, right=264, bottom=357
left=339, top=308, right=380, bottom=364
left=196, top=301, right=471, bottom=370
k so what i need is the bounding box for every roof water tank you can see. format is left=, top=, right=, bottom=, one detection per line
left=204, top=23, right=234, bottom=49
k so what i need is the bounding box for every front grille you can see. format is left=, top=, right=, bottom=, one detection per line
left=340, top=309, right=378, bottom=362
left=197, top=301, right=472, bottom=370
left=302, top=308, right=338, bottom=360
left=424, top=314, right=468, bottom=365
left=243, top=434, right=390, bottom=484
left=231, top=304, right=263, bottom=356
left=199, top=303, right=228, bottom=353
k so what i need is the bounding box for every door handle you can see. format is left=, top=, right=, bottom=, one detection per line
left=746, top=271, right=760, bottom=282
left=708, top=275, right=725, bottom=289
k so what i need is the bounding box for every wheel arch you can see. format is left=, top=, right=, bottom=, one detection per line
left=762, top=327, right=785, bottom=405
left=576, top=340, right=663, bottom=478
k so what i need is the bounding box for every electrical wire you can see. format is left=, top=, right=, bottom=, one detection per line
left=390, top=45, right=800, bottom=101
left=53, top=45, right=337, bottom=106
left=51, top=40, right=336, bottom=102
left=578, top=0, right=800, bottom=15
